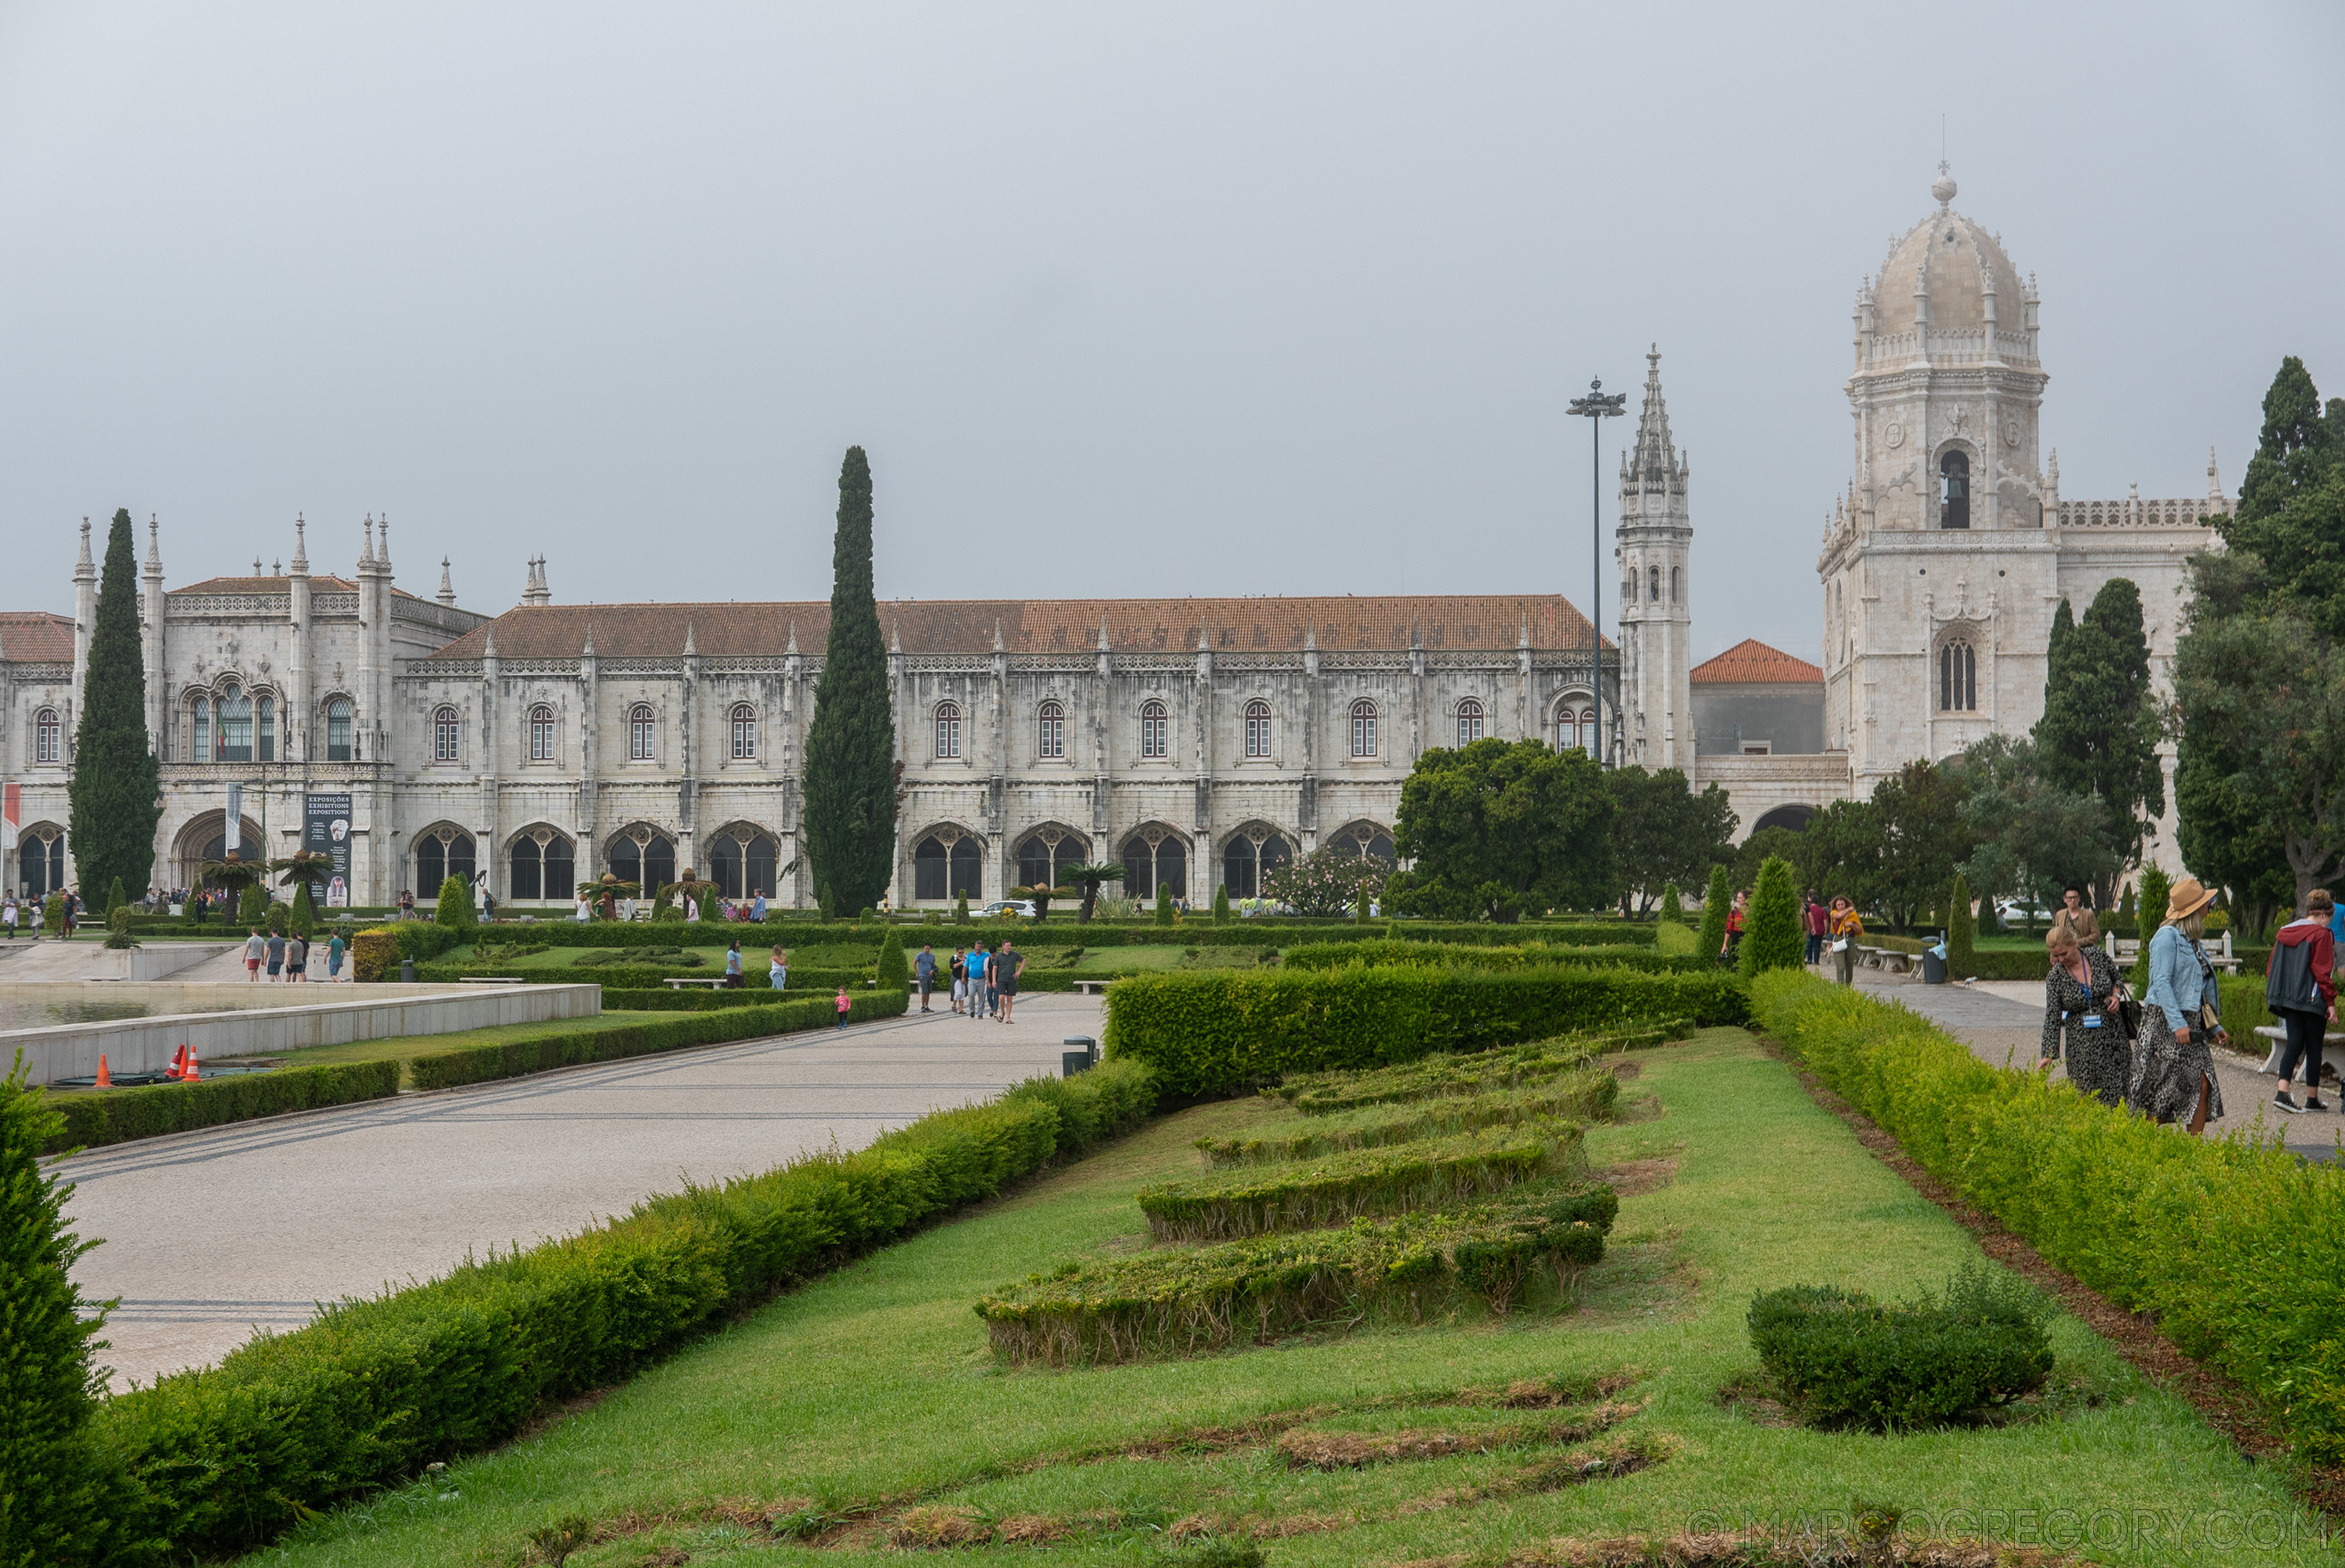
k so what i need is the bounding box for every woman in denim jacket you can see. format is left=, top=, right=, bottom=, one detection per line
left=2131, top=876, right=2226, bottom=1132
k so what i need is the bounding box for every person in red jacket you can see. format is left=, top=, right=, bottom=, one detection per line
left=2269, top=889, right=2338, bottom=1113
left=1803, top=890, right=1829, bottom=967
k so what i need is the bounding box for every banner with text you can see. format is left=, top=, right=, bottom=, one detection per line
left=304, top=793, right=354, bottom=908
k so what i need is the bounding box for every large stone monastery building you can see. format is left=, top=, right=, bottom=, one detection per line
left=3, top=172, right=2225, bottom=904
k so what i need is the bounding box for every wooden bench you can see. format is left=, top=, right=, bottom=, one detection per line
left=458, top=976, right=525, bottom=983
left=663, top=977, right=732, bottom=990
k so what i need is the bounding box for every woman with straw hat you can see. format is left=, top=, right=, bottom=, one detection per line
left=2131, top=876, right=2226, bottom=1132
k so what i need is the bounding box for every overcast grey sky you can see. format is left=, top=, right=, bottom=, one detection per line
left=4, top=2, right=2339, bottom=665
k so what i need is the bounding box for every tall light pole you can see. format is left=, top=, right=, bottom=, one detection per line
left=1567, top=377, right=1626, bottom=764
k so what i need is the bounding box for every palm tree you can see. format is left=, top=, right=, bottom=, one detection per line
left=1060, top=864, right=1127, bottom=924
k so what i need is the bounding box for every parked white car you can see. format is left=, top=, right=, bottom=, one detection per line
left=977, top=899, right=1039, bottom=920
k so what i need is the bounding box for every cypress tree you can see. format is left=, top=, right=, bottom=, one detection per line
left=237, top=882, right=268, bottom=928
left=1659, top=882, right=1684, bottom=924
left=104, top=878, right=127, bottom=921
left=803, top=447, right=897, bottom=917
left=435, top=873, right=475, bottom=932
left=874, top=929, right=908, bottom=989
left=1947, top=872, right=1977, bottom=978
left=1213, top=885, right=1230, bottom=924
left=2132, top=864, right=2171, bottom=992
left=1737, top=857, right=1803, bottom=978
left=1155, top=885, right=1173, bottom=925
left=1695, top=864, right=1732, bottom=963
left=66, top=510, right=160, bottom=902
left=290, top=881, right=316, bottom=940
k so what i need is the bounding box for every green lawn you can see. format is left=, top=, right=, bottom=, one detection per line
left=246, top=1028, right=2318, bottom=1568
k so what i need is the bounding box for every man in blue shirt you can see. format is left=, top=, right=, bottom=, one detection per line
left=967, top=943, right=989, bottom=1018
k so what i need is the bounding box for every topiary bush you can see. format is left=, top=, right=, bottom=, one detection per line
left=289, top=881, right=316, bottom=940
left=875, top=929, right=909, bottom=989
left=1745, top=1265, right=2054, bottom=1430
left=237, top=881, right=268, bottom=928
left=435, top=874, right=475, bottom=932
left=2131, top=864, right=2170, bottom=992
left=1695, top=864, right=1732, bottom=965
left=1737, top=857, right=1803, bottom=979
left=1946, top=873, right=1976, bottom=978
left=1155, top=885, right=1173, bottom=926
left=1213, top=885, right=1230, bottom=924
left=1659, top=883, right=1683, bottom=924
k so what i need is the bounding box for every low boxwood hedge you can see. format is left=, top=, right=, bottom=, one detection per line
left=1746, top=1266, right=2054, bottom=1430
left=1750, top=968, right=2345, bottom=1463
left=460, top=919, right=1653, bottom=951
left=90, top=1057, right=1156, bottom=1560
left=1104, top=968, right=1742, bottom=1098
left=1280, top=939, right=1705, bottom=976
left=1275, top=1030, right=1663, bottom=1116
left=1197, top=1074, right=1617, bottom=1166
left=44, top=1060, right=402, bottom=1155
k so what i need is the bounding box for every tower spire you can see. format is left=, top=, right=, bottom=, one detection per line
left=146, top=514, right=165, bottom=577
left=437, top=556, right=455, bottom=605
left=288, top=514, right=307, bottom=576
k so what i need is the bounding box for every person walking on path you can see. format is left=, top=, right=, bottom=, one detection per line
left=1803, top=891, right=1827, bottom=967
left=1722, top=890, right=1747, bottom=963
left=2054, top=885, right=2102, bottom=949
left=265, top=929, right=287, bottom=981
left=967, top=942, right=991, bottom=1019
left=244, top=926, right=268, bottom=981
left=834, top=985, right=852, bottom=1029
left=2, top=897, right=16, bottom=939
left=996, top=939, right=1024, bottom=1024
left=286, top=933, right=308, bottom=983
left=326, top=930, right=346, bottom=981
left=914, top=944, right=938, bottom=1012
left=2266, top=890, right=2337, bottom=1114
left=1828, top=897, right=1863, bottom=986
left=950, top=946, right=967, bottom=1014
left=2039, top=922, right=2128, bottom=1106
left=2133, top=877, right=2227, bottom=1132
left=724, top=938, right=745, bottom=990
left=768, top=945, right=789, bottom=991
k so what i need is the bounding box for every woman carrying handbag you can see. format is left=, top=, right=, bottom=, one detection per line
left=2131, top=878, right=2227, bottom=1133
left=2039, top=921, right=2131, bottom=1106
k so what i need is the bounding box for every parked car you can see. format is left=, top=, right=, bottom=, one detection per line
left=977, top=899, right=1038, bottom=920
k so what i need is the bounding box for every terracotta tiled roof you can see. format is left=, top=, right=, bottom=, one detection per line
left=422, top=595, right=1610, bottom=661
left=0, top=611, right=74, bottom=663
left=1688, top=638, right=1824, bottom=686
left=171, top=575, right=361, bottom=594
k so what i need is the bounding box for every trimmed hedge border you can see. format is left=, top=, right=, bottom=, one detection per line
left=88, top=1057, right=1158, bottom=1560
left=1280, top=939, right=1708, bottom=976
left=44, top=1060, right=401, bottom=1155
left=1749, top=968, right=2345, bottom=1465
left=448, top=919, right=1653, bottom=952
left=406, top=990, right=908, bottom=1091
left=1103, top=967, right=1744, bottom=1098
left=1136, top=1125, right=1573, bottom=1241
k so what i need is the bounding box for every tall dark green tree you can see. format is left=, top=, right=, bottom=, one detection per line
left=803, top=447, right=898, bottom=915
left=1868, top=760, right=1975, bottom=930
left=66, top=509, right=160, bottom=900
left=1604, top=764, right=1737, bottom=914
left=1387, top=738, right=1615, bottom=921
left=2033, top=578, right=2165, bottom=876
left=1737, top=856, right=1803, bottom=979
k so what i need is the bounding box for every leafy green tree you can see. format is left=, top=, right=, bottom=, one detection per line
left=1659, top=883, right=1683, bottom=924
left=1946, top=872, right=1976, bottom=978
left=1263, top=848, right=1387, bottom=919
left=103, top=878, right=127, bottom=923
left=1388, top=738, right=1616, bottom=921
left=289, top=882, right=316, bottom=940
left=1737, top=856, right=1803, bottom=978
left=2225, top=356, right=2345, bottom=636
left=1954, top=736, right=2120, bottom=921
left=1695, top=864, right=1732, bottom=961
left=2033, top=578, right=2165, bottom=877
left=1061, top=864, right=1124, bottom=925
left=1798, top=797, right=1888, bottom=919
left=1604, top=765, right=1736, bottom=914
left=1869, top=760, right=1975, bottom=930
left=435, top=873, right=475, bottom=931
left=66, top=509, right=161, bottom=902
left=0, top=1059, right=128, bottom=1565
left=803, top=447, right=898, bottom=917
left=237, top=881, right=269, bottom=928
left=1732, top=825, right=1809, bottom=895
left=2175, top=727, right=2292, bottom=939
left=875, top=929, right=908, bottom=989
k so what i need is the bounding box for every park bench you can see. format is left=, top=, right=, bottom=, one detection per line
left=1854, top=944, right=1916, bottom=976
left=458, top=976, right=525, bottom=983
left=663, top=976, right=732, bottom=990
left=2111, top=931, right=2243, bottom=973
left=1070, top=979, right=1108, bottom=995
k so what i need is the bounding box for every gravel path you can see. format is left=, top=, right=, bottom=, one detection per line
left=64, top=992, right=1105, bottom=1388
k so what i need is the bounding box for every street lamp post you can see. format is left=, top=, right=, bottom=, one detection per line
left=1567, top=377, right=1626, bottom=764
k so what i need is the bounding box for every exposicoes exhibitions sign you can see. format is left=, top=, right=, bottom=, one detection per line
left=304, top=793, right=353, bottom=907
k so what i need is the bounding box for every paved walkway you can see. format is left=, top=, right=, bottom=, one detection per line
left=63, top=992, right=1105, bottom=1388
left=1849, top=970, right=2342, bottom=1162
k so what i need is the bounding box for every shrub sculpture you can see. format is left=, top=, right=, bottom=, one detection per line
left=1213, top=884, right=1230, bottom=923
left=435, top=873, right=475, bottom=931
left=1695, top=864, right=1732, bottom=964
left=1155, top=885, right=1173, bottom=925
left=875, top=929, right=909, bottom=989
left=1659, top=882, right=1683, bottom=924
left=1746, top=1265, right=2053, bottom=1430
left=1737, top=856, right=1804, bottom=979
left=1195, top=1076, right=1616, bottom=1165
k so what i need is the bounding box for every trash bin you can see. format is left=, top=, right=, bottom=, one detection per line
left=400, top=958, right=417, bottom=983
left=1921, top=947, right=1947, bottom=985
left=1062, top=1036, right=1097, bottom=1077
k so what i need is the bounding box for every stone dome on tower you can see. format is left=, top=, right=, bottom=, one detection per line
left=1859, top=167, right=2037, bottom=359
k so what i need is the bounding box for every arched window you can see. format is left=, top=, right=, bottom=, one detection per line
left=1649, top=566, right=1661, bottom=603
left=17, top=826, right=64, bottom=898
left=1671, top=567, right=1681, bottom=603
left=1939, top=639, right=1978, bottom=712
left=1243, top=699, right=1272, bottom=759
left=33, top=708, right=61, bottom=764
left=1560, top=706, right=1596, bottom=753
left=1328, top=823, right=1397, bottom=863
left=432, top=704, right=461, bottom=762
left=1016, top=829, right=1088, bottom=891
left=529, top=704, right=556, bottom=761
left=256, top=694, right=276, bottom=761
left=628, top=704, right=656, bottom=761
left=934, top=701, right=962, bottom=760
left=508, top=829, right=576, bottom=902
left=326, top=697, right=353, bottom=762
left=1939, top=451, right=1971, bottom=530
left=1037, top=700, right=1064, bottom=761
left=1121, top=830, right=1186, bottom=899
left=709, top=829, right=781, bottom=898
left=729, top=704, right=757, bottom=761
left=414, top=827, right=476, bottom=898
left=1456, top=698, right=1485, bottom=747
left=606, top=827, right=675, bottom=893
left=217, top=684, right=253, bottom=762
left=1222, top=830, right=1293, bottom=899
left=191, top=696, right=212, bottom=761
left=1350, top=700, right=1378, bottom=758
left=1140, top=700, right=1169, bottom=760
left=913, top=832, right=983, bottom=899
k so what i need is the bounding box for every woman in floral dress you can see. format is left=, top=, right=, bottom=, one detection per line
left=2133, top=877, right=2227, bottom=1132
left=2040, top=923, right=2128, bottom=1106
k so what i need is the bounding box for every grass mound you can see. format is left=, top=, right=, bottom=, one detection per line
left=1138, top=1125, right=1582, bottom=1241
left=977, top=1182, right=1616, bottom=1367
left=1195, top=1074, right=1618, bottom=1166
left=1275, top=1026, right=1677, bottom=1116
left=1273, top=1398, right=1642, bottom=1468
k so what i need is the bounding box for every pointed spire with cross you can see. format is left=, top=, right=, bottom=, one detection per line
left=288, top=514, right=307, bottom=576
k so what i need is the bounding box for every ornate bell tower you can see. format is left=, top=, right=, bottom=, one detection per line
left=1615, top=348, right=1692, bottom=771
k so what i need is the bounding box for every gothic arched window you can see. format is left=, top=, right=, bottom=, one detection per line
left=1671, top=567, right=1681, bottom=603
left=1243, top=699, right=1272, bottom=759
left=1016, top=829, right=1087, bottom=890
left=729, top=704, right=757, bottom=761
left=432, top=704, right=461, bottom=762
left=1456, top=698, right=1484, bottom=747
left=191, top=696, right=212, bottom=761
left=217, top=684, right=252, bottom=762
left=414, top=826, right=476, bottom=898
left=709, top=829, right=781, bottom=898
left=509, top=829, right=575, bottom=902
left=606, top=826, right=674, bottom=893
left=1140, top=700, right=1169, bottom=760
left=256, top=694, right=276, bottom=761
left=529, top=704, right=556, bottom=761
left=1037, top=700, right=1065, bottom=760
left=628, top=704, right=656, bottom=761
left=1649, top=566, right=1661, bottom=603
left=326, top=697, right=353, bottom=762
left=1121, top=830, right=1186, bottom=899
left=1939, top=639, right=1977, bottom=712
left=1939, top=451, right=1971, bottom=530
left=1222, top=830, right=1293, bottom=899
left=913, top=832, right=983, bottom=899
left=34, top=708, right=61, bottom=764
left=1351, top=699, right=1378, bottom=758
left=934, top=701, right=961, bottom=760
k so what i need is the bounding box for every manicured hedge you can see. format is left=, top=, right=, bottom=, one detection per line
left=431, top=962, right=873, bottom=990
left=90, top=1057, right=1157, bottom=1560
left=1280, top=939, right=1707, bottom=976
left=1103, top=967, right=1745, bottom=1097
left=1749, top=968, right=2345, bottom=1464
left=406, top=990, right=909, bottom=1091
left=463, top=919, right=1653, bottom=952
left=351, top=921, right=470, bottom=980
left=1136, top=1125, right=1570, bottom=1241
left=44, top=1060, right=402, bottom=1155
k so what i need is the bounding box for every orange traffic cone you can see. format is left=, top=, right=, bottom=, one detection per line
left=164, top=1045, right=187, bottom=1081
left=95, top=1055, right=112, bottom=1089
left=182, top=1047, right=200, bottom=1083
